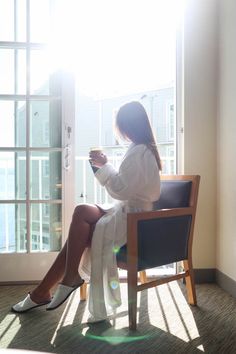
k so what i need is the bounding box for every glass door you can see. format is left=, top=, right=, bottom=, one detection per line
left=0, top=0, right=75, bottom=282
left=74, top=0, right=184, bottom=277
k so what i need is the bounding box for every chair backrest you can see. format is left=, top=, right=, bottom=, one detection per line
left=138, top=175, right=199, bottom=270
left=117, top=175, right=200, bottom=271
left=154, top=180, right=192, bottom=209
left=156, top=175, right=200, bottom=209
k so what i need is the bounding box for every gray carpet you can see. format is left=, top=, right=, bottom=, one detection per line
left=0, top=281, right=236, bottom=353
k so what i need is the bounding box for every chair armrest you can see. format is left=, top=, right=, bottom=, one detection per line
left=127, top=207, right=194, bottom=223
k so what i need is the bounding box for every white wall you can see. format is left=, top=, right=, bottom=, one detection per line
left=183, top=0, right=218, bottom=268
left=217, top=0, right=236, bottom=281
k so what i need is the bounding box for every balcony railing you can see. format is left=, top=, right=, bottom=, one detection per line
left=75, top=145, right=175, bottom=205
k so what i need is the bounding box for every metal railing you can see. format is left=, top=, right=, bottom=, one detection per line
left=75, top=146, right=175, bottom=205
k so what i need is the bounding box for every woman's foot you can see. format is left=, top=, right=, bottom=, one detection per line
left=60, top=273, right=84, bottom=288
left=30, top=289, right=52, bottom=304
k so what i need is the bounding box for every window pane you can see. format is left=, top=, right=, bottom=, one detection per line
left=0, top=49, right=26, bottom=94
left=0, top=203, right=26, bottom=253
left=31, top=203, right=62, bottom=252
left=76, top=145, right=125, bottom=205
left=30, top=50, right=50, bottom=94
left=30, top=100, right=61, bottom=147
left=30, top=0, right=50, bottom=43
left=16, top=49, right=27, bottom=94
left=0, top=0, right=14, bottom=41
left=30, top=151, right=61, bottom=200
left=0, top=151, right=26, bottom=200
left=0, top=101, right=26, bottom=147
left=16, top=0, right=27, bottom=42
left=0, top=49, right=14, bottom=94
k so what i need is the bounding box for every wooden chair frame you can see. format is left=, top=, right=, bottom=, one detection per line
left=80, top=175, right=200, bottom=331
left=119, top=175, right=200, bottom=330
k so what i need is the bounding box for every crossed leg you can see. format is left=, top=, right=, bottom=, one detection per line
left=29, top=204, right=105, bottom=304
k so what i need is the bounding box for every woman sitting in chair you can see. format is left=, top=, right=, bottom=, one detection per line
left=12, top=101, right=162, bottom=323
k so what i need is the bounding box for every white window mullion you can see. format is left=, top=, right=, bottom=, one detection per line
left=176, top=17, right=184, bottom=175
left=82, top=159, right=86, bottom=203
left=38, top=159, right=43, bottom=251
left=26, top=102, right=31, bottom=252
left=26, top=0, right=31, bottom=253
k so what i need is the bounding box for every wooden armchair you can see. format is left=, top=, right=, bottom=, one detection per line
left=80, top=175, right=200, bottom=330
left=116, top=174, right=200, bottom=330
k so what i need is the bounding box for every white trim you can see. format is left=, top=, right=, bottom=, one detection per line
left=0, top=95, right=61, bottom=100
left=176, top=14, right=185, bottom=174
left=61, top=72, right=76, bottom=243
left=0, top=41, right=46, bottom=49
left=0, top=200, right=62, bottom=204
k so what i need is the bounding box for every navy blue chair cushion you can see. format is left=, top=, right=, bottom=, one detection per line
left=116, top=180, right=193, bottom=271
left=117, top=215, right=192, bottom=271
left=154, top=180, right=192, bottom=209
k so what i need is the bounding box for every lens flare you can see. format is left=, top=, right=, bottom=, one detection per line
left=110, top=280, right=119, bottom=289
left=85, top=332, right=151, bottom=345
left=112, top=245, right=120, bottom=254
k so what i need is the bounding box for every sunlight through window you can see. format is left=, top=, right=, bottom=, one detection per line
left=48, top=0, right=186, bottom=97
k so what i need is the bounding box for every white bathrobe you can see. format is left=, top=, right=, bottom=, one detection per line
left=79, top=143, right=160, bottom=322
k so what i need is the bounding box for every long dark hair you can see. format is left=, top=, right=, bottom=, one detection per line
left=115, top=101, right=162, bottom=170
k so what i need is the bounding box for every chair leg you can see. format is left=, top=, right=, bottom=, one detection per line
left=183, top=260, right=197, bottom=305
left=80, top=282, right=87, bottom=301
left=139, top=270, right=147, bottom=284
left=128, top=271, right=138, bottom=331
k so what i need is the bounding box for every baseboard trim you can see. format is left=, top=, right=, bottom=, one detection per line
left=194, top=268, right=216, bottom=283
left=0, top=280, right=40, bottom=286
left=1, top=269, right=236, bottom=300
left=216, top=269, right=236, bottom=299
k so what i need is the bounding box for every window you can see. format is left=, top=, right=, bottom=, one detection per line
left=0, top=0, right=63, bottom=254
left=73, top=1, right=181, bottom=276
left=0, top=0, right=183, bottom=281
left=75, top=0, right=179, bottom=202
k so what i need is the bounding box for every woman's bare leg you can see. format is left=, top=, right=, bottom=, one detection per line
left=61, top=204, right=105, bottom=286
left=30, top=242, right=68, bottom=303
left=30, top=204, right=104, bottom=303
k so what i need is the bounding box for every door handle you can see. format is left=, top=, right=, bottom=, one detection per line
left=63, top=144, right=72, bottom=170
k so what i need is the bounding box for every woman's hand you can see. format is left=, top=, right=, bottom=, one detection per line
left=89, top=151, right=108, bottom=168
